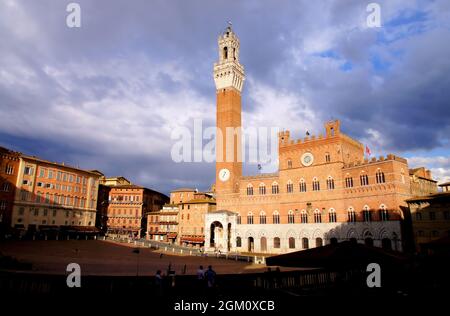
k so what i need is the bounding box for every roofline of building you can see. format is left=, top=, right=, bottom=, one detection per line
left=405, top=192, right=450, bottom=202
left=21, top=155, right=103, bottom=177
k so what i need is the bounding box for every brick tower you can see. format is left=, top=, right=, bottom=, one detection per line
left=214, top=25, right=244, bottom=202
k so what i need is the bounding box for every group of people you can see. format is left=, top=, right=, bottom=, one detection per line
left=196, top=265, right=217, bottom=289
left=154, top=265, right=217, bottom=296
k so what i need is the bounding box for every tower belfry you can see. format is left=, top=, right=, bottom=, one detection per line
left=214, top=25, right=245, bottom=92
left=214, top=25, right=245, bottom=200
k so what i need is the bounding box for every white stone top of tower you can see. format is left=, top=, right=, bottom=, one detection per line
left=213, top=25, right=245, bottom=92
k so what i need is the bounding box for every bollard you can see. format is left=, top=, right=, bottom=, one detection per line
left=190, top=250, right=192, bottom=256
left=180, top=249, right=183, bottom=254
left=172, top=248, right=175, bottom=253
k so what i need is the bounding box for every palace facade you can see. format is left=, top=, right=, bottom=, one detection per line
left=205, top=26, right=435, bottom=254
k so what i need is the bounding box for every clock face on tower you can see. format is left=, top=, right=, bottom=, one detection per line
left=301, top=152, right=314, bottom=167
left=218, top=168, right=231, bottom=182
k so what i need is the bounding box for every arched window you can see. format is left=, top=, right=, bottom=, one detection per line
left=274, top=237, right=281, bottom=249
left=237, top=214, right=242, bottom=224
left=288, top=210, right=295, bottom=224
left=300, top=210, right=308, bottom=223
left=260, top=237, right=267, bottom=252
left=259, top=183, right=266, bottom=195
left=246, top=184, right=254, bottom=196
left=302, top=237, right=309, bottom=249
left=326, top=176, right=335, bottom=190
left=360, top=172, right=369, bottom=186
left=312, top=177, right=320, bottom=191
left=288, top=237, right=295, bottom=249
left=345, top=175, right=354, bottom=188
left=314, top=209, right=322, bottom=223
left=247, top=212, right=254, bottom=224
left=259, top=211, right=267, bottom=224
left=381, top=238, right=392, bottom=250
left=379, top=204, right=389, bottom=221
left=271, top=182, right=279, bottom=194
left=328, top=208, right=337, bottom=223
left=365, top=237, right=374, bottom=247
left=287, top=159, right=292, bottom=169
left=325, top=152, right=331, bottom=163
left=286, top=180, right=294, bottom=193
left=236, top=237, right=242, bottom=247
left=315, top=237, right=323, bottom=247
left=348, top=207, right=356, bottom=223
left=299, top=178, right=306, bottom=192
left=376, top=169, right=385, bottom=183
left=272, top=211, right=280, bottom=224
left=363, top=205, right=372, bottom=222
left=223, top=46, right=228, bottom=59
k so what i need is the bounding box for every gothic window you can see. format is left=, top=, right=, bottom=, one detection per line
left=223, top=46, right=228, bottom=59
left=271, top=182, right=279, bottom=194
left=312, top=178, right=320, bottom=191
left=259, top=211, right=267, bottom=224
left=363, top=205, right=372, bottom=222
left=345, top=176, right=354, bottom=188
left=379, top=204, right=388, bottom=221
left=326, top=176, right=335, bottom=190
left=247, top=212, right=254, bottom=224
left=246, top=184, right=254, bottom=196
left=288, top=210, right=295, bottom=224
left=299, top=179, right=307, bottom=192
left=348, top=207, right=356, bottom=223
left=273, top=211, right=280, bottom=224
left=360, top=173, right=369, bottom=186
left=286, top=180, right=294, bottom=193
left=325, top=153, right=331, bottom=163
left=259, top=183, right=266, bottom=195
left=301, top=210, right=308, bottom=223
left=328, top=208, right=337, bottom=223
left=376, top=169, right=385, bottom=183
left=314, top=209, right=322, bottom=223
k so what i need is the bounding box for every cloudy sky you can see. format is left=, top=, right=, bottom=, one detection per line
left=1, top=0, right=449, bottom=194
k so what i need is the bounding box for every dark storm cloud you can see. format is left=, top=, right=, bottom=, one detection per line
left=1, top=0, right=450, bottom=190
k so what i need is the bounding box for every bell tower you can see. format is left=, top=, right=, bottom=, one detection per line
left=214, top=25, right=244, bottom=198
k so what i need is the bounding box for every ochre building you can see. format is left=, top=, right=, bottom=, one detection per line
left=205, top=26, right=434, bottom=254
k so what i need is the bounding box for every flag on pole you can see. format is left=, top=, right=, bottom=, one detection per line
left=365, top=145, right=372, bottom=157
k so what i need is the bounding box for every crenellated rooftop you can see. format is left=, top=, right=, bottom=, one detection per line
left=343, top=154, right=407, bottom=169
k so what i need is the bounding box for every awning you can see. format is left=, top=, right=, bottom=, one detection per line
left=62, top=226, right=101, bottom=233
left=180, top=236, right=204, bottom=243
left=167, top=233, right=177, bottom=239
left=39, top=225, right=60, bottom=231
